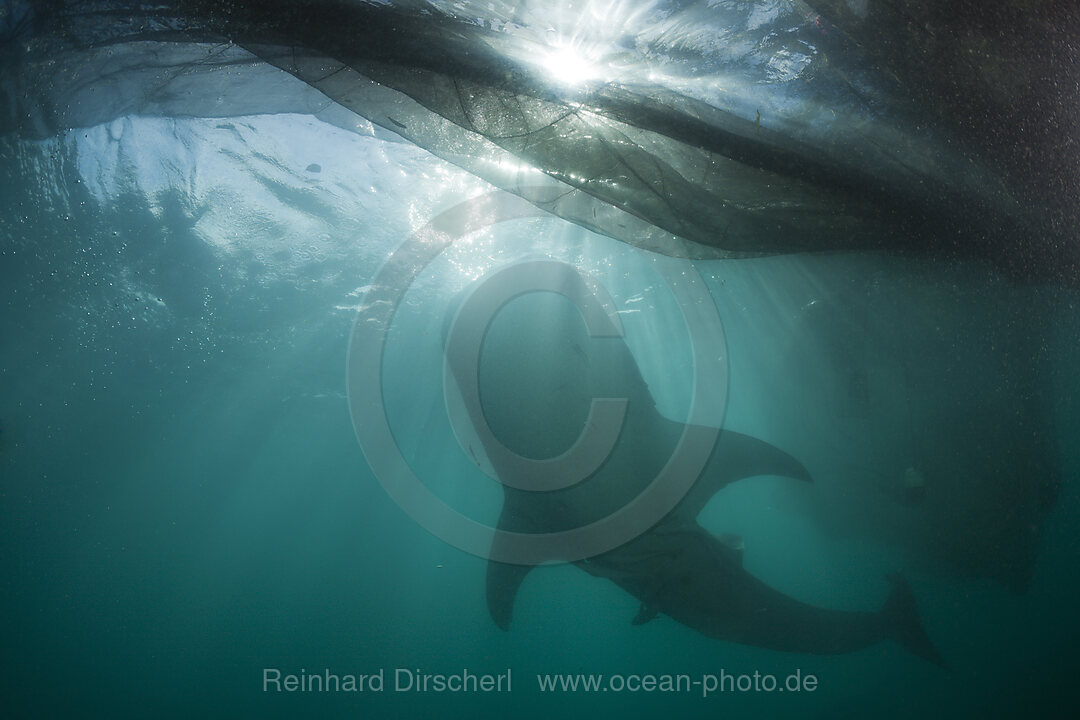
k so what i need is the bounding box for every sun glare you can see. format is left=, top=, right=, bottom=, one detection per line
left=543, top=44, right=600, bottom=86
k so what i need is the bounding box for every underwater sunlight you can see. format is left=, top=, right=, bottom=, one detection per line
left=1, top=2, right=1078, bottom=719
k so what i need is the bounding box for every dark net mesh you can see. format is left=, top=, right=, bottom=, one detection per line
left=2, top=0, right=1076, bottom=278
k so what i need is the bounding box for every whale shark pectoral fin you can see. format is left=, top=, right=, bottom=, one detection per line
left=486, top=499, right=547, bottom=630
left=486, top=558, right=534, bottom=631
left=632, top=601, right=660, bottom=625
left=672, top=428, right=813, bottom=523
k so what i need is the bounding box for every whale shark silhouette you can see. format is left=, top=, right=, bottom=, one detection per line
left=444, top=266, right=943, bottom=666
left=486, top=428, right=942, bottom=665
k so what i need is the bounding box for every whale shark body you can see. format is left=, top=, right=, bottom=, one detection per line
left=486, top=426, right=943, bottom=666
left=445, top=271, right=943, bottom=666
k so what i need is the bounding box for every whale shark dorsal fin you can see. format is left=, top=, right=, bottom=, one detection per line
left=672, top=429, right=812, bottom=524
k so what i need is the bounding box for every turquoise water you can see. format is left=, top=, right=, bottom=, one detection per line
left=1, top=114, right=1078, bottom=718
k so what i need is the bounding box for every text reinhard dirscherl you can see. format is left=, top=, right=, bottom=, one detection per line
left=263, top=668, right=512, bottom=694
left=262, top=668, right=820, bottom=698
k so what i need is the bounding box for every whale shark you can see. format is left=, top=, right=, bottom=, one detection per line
left=445, top=267, right=943, bottom=666
left=486, top=427, right=943, bottom=665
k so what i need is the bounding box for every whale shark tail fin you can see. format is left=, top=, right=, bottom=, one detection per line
left=883, top=572, right=947, bottom=668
